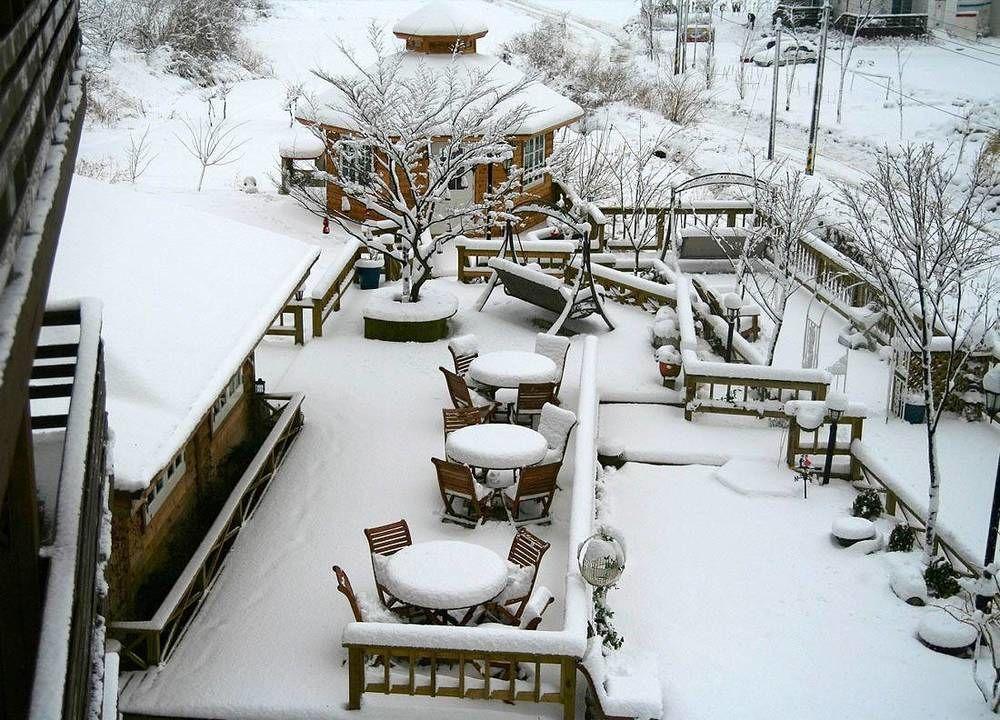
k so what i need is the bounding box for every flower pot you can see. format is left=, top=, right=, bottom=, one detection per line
left=356, top=258, right=383, bottom=290
left=659, top=361, right=681, bottom=379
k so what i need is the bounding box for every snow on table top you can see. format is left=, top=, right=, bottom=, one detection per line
left=278, top=124, right=325, bottom=159
left=392, top=1, right=489, bottom=36
left=48, top=178, right=318, bottom=491
left=468, top=350, right=557, bottom=387
left=305, top=50, right=582, bottom=137
left=382, top=541, right=507, bottom=610
left=445, top=423, right=548, bottom=469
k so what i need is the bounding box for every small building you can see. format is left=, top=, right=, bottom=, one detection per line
left=48, top=177, right=319, bottom=620
left=298, top=1, right=584, bottom=231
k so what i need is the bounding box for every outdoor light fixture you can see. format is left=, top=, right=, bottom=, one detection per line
left=978, top=365, right=1000, bottom=611
left=821, top=391, right=848, bottom=486
left=723, top=292, right=742, bottom=364
left=254, top=377, right=266, bottom=395
left=294, top=289, right=304, bottom=302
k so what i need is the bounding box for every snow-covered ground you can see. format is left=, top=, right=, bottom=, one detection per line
left=71, top=1, right=1000, bottom=717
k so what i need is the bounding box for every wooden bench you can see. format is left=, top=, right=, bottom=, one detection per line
left=677, top=226, right=754, bottom=260
left=484, top=257, right=604, bottom=333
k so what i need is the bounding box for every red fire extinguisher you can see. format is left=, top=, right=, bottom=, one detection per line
left=322, top=217, right=330, bottom=234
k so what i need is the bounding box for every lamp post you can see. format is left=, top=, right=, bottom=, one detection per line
left=821, top=391, right=848, bottom=486
left=723, top=292, right=742, bottom=363
left=978, top=366, right=1000, bottom=611
left=254, top=377, right=266, bottom=395
left=793, top=404, right=824, bottom=499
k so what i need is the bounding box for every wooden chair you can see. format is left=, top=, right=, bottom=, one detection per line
left=534, top=333, right=570, bottom=396
left=363, top=519, right=412, bottom=610
left=440, top=366, right=495, bottom=421
left=333, top=565, right=364, bottom=623
left=447, top=334, right=479, bottom=377
left=535, top=403, right=577, bottom=467
left=442, top=407, right=483, bottom=457
left=497, top=382, right=558, bottom=426
left=504, top=462, right=560, bottom=525
left=483, top=528, right=550, bottom=624
left=432, top=457, right=489, bottom=527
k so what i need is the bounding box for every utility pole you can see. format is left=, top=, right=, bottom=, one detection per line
left=674, top=0, right=683, bottom=74
left=767, top=20, right=782, bottom=160
left=805, top=0, right=831, bottom=175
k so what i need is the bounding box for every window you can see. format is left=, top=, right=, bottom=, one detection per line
left=447, top=166, right=469, bottom=191
left=340, top=141, right=372, bottom=185
left=212, top=370, right=245, bottom=429
left=522, top=134, right=546, bottom=185
left=143, top=450, right=187, bottom=522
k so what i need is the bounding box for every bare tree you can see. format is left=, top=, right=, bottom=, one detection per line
left=175, top=115, right=246, bottom=191
left=834, top=0, right=875, bottom=124
left=283, top=81, right=305, bottom=127
left=628, top=0, right=673, bottom=61
left=292, top=25, right=535, bottom=302
left=547, top=122, right=619, bottom=207
left=124, top=125, right=157, bottom=183
left=891, top=37, right=911, bottom=138
left=599, top=125, right=678, bottom=274
left=838, top=143, right=1000, bottom=562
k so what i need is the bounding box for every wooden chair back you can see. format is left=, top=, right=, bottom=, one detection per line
left=432, top=457, right=484, bottom=525
left=332, top=565, right=364, bottom=623
left=364, top=519, right=412, bottom=557
left=515, top=382, right=558, bottom=414
left=442, top=407, right=482, bottom=439
left=448, top=335, right=479, bottom=377
left=440, top=366, right=473, bottom=409
left=503, top=528, right=551, bottom=619
left=534, top=334, right=570, bottom=393
left=510, top=462, right=560, bottom=523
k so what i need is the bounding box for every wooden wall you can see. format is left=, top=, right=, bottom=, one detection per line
left=108, top=357, right=256, bottom=618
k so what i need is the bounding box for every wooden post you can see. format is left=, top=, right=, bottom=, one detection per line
left=655, top=211, right=665, bottom=249
left=561, top=658, right=577, bottom=720
left=849, top=418, right=863, bottom=483
left=312, top=303, right=324, bottom=338
left=348, top=646, right=365, bottom=709
left=684, top=377, right=696, bottom=421
left=885, top=489, right=897, bottom=516
left=292, top=306, right=304, bottom=345
left=786, top=418, right=798, bottom=468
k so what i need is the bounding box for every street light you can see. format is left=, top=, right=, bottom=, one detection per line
left=821, top=391, right=848, bottom=486
left=978, top=366, right=1000, bottom=611
left=723, top=292, right=742, bottom=363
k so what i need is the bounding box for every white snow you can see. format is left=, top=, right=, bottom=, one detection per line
left=362, top=287, right=458, bottom=322
left=487, top=256, right=565, bottom=290
left=468, top=350, right=557, bottom=387
left=445, top=424, right=548, bottom=469
left=831, top=516, right=877, bottom=541
left=392, top=1, right=489, bottom=37
left=47, top=177, right=318, bottom=490
left=278, top=124, right=326, bottom=159
left=917, top=609, right=978, bottom=649
left=381, top=540, right=508, bottom=609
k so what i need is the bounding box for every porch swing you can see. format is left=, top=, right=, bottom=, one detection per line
left=474, top=209, right=615, bottom=335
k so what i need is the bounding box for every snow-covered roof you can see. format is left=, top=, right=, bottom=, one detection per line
left=48, top=178, right=319, bottom=492
left=304, top=51, right=583, bottom=137
left=279, top=124, right=325, bottom=159
left=392, top=1, right=488, bottom=37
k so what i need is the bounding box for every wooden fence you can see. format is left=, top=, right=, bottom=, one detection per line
left=310, top=242, right=364, bottom=338
left=683, top=360, right=830, bottom=421
left=851, top=440, right=981, bottom=577
left=785, top=415, right=865, bottom=482
left=565, top=259, right=676, bottom=312
left=600, top=201, right=756, bottom=253
left=110, top=393, right=305, bottom=669
left=456, top=238, right=575, bottom=283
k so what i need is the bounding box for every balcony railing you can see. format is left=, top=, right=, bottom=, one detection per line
left=28, top=299, right=110, bottom=720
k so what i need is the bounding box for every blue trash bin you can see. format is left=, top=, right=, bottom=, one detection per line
left=902, top=398, right=926, bottom=424
left=357, top=258, right=383, bottom=290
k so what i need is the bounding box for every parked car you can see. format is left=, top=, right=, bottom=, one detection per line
left=741, top=35, right=778, bottom=62
left=684, top=24, right=715, bottom=42
left=752, top=41, right=817, bottom=66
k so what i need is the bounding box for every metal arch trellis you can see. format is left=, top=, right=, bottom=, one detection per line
left=658, top=172, right=772, bottom=262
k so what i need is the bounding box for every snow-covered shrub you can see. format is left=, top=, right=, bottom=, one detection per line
left=637, top=72, right=707, bottom=126
left=851, top=488, right=883, bottom=521
left=924, top=558, right=961, bottom=599
left=84, top=73, right=144, bottom=126
left=75, top=156, right=128, bottom=183
left=501, top=16, right=637, bottom=110
left=887, top=523, right=916, bottom=552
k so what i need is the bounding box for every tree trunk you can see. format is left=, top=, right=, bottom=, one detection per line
left=921, top=346, right=941, bottom=564
left=197, top=165, right=206, bottom=192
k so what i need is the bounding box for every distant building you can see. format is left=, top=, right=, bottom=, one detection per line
left=0, top=3, right=110, bottom=720
left=48, top=178, right=318, bottom=621
left=298, top=1, right=584, bottom=231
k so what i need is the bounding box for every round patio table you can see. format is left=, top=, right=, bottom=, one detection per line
left=382, top=541, right=507, bottom=621
left=468, top=351, right=557, bottom=389
left=445, top=424, right=548, bottom=470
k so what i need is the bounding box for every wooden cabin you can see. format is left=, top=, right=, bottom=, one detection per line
left=48, top=178, right=319, bottom=621
left=298, top=1, right=584, bottom=232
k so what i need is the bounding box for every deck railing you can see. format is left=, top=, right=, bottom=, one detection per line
left=456, top=237, right=575, bottom=283
left=785, top=414, right=866, bottom=482
left=343, top=336, right=600, bottom=718
left=565, top=258, right=677, bottom=312
left=851, top=440, right=981, bottom=576
left=29, top=300, right=110, bottom=720
left=836, top=12, right=927, bottom=36
left=110, top=393, right=305, bottom=669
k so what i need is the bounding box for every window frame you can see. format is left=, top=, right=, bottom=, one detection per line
left=143, top=449, right=187, bottom=523
left=522, top=134, right=546, bottom=186
left=340, top=141, right=372, bottom=186
left=211, top=369, right=245, bottom=430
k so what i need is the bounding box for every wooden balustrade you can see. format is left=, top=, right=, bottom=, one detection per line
left=565, top=260, right=676, bottom=312
left=311, top=244, right=365, bottom=338
left=456, top=241, right=573, bottom=283
left=683, top=365, right=829, bottom=421
left=110, top=394, right=305, bottom=669
left=345, top=645, right=577, bottom=719
left=785, top=415, right=865, bottom=482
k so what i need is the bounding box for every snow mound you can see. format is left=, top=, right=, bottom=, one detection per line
left=713, top=459, right=798, bottom=498
left=917, top=610, right=977, bottom=651
left=362, top=287, right=458, bottom=322
left=890, top=566, right=928, bottom=606
left=278, top=125, right=325, bottom=159
left=831, top=516, right=876, bottom=543
left=392, top=1, right=488, bottom=37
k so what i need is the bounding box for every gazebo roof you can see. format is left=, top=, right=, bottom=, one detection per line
left=392, top=1, right=488, bottom=38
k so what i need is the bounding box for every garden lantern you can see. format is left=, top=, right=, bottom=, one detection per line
left=977, top=365, right=1000, bottom=611
left=578, top=532, right=626, bottom=588
left=722, top=292, right=742, bottom=364
left=821, top=391, right=848, bottom=486
left=254, top=377, right=266, bottom=395
left=294, top=289, right=304, bottom=302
